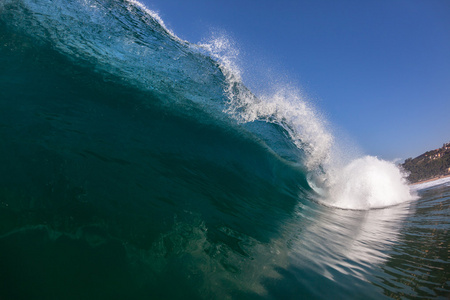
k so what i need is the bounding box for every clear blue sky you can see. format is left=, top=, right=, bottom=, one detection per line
left=141, top=0, right=450, bottom=161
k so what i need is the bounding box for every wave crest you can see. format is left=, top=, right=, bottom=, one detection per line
left=1, top=0, right=417, bottom=210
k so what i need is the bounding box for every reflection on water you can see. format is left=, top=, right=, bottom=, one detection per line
left=290, top=202, right=412, bottom=281
left=252, top=200, right=412, bottom=300
left=175, top=198, right=416, bottom=298
left=133, top=192, right=448, bottom=299
left=268, top=187, right=449, bottom=299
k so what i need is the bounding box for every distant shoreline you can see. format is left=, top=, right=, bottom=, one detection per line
left=410, top=174, right=450, bottom=185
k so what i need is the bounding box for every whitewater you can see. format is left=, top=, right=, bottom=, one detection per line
left=0, top=0, right=448, bottom=299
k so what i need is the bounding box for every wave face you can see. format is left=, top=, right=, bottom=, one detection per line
left=1, top=1, right=446, bottom=299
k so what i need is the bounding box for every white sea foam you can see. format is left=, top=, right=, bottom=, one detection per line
left=410, top=176, right=450, bottom=191
left=321, top=156, right=417, bottom=210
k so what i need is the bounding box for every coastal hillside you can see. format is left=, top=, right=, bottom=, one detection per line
left=401, top=142, right=450, bottom=183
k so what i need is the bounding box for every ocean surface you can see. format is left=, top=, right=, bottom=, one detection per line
left=0, top=0, right=448, bottom=299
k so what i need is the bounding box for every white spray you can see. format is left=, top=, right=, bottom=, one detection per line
left=199, top=34, right=416, bottom=210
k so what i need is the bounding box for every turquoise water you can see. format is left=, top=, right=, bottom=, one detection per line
left=0, top=0, right=448, bottom=299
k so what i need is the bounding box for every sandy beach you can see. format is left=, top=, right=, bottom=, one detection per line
left=410, top=174, right=450, bottom=185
